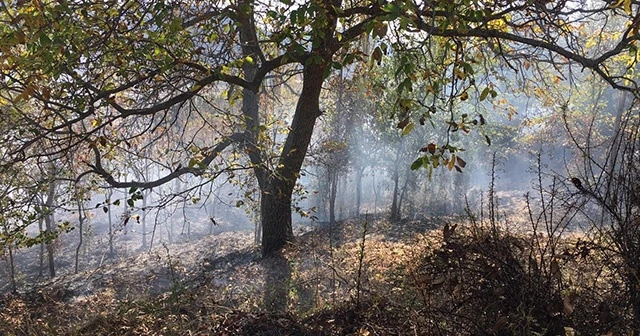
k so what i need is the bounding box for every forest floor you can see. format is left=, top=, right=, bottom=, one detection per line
left=1, top=192, right=631, bottom=335
left=0, top=212, right=452, bottom=336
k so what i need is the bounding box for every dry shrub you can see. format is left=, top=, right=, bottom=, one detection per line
left=411, top=224, right=630, bottom=335
left=407, top=157, right=634, bottom=335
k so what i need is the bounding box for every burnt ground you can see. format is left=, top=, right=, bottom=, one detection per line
left=3, top=191, right=611, bottom=335
left=0, top=214, right=449, bottom=335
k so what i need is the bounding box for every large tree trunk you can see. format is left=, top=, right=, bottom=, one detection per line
left=235, top=0, right=330, bottom=255
left=261, top=187, right=294, bottom=256
left=260, top=63, right=326, bottom=256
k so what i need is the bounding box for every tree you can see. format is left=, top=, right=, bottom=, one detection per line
left=1, top=0, right=638, bottom=257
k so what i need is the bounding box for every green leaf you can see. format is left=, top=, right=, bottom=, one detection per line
left=39, top=33, right=52, bottom=46
left=411, top=157, right=423, bottom=170
left=402, top=122, right=415, bottom=136
left=479, top=87, right=491, bottom=101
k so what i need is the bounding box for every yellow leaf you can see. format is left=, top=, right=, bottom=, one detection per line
left=612, top=0, right=633, bottom=15
left=460, top=91, right=469, bottom=101
left=91, top=118, right=102, bottom=128
left=625, top=0, right=633, bottom=15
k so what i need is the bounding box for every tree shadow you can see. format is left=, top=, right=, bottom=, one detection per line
left=262, top=252, right=291, bottom=313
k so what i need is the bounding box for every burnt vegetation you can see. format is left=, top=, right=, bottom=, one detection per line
left=2, top=0, right=640, bottom=335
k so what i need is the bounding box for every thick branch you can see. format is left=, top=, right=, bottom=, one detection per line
left=88, top=133, right=245, bottom=189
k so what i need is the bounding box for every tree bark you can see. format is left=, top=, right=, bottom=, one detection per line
left=8, top=244, right=17, bottom=293
left=329, top=170, right=338, bottom=225
left=38, top=216, right=44, bottom=277
left=235, top=0, right=331, bottom=255
left=44, top=179, right=56, bottom=278
left=261, top=63, right=326, bottom=256
left=75, top=196, right=84, bottom=274
left=107, top=189, right=114, bottom=257
left=390, top=164, right=400, bottom=221
left=261, top=188, right=294, bottom=256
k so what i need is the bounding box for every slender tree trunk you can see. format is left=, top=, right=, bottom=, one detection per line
left=255, top=195, right=262, bottom=245
left=75, top=197, right=84, bottom=274
left=38, top=216, right=44, bottom=277
left=354, top=166, right=363, bottom=218
left=397, top=165, right=412, bottom=218
left=45, top=214, right=55, bottom=278
left=329, top=170, right=338, bottom=225
left=390, top=165, right=400, bottom=220
left=397, top=177, right=408, bottom=219
left=44, top=180, right=56, bottom=278
left=107, top=189, right=114, bottom=257
left=338, top=175, right=347, bottom=221
left=8, top=244, right=17, bottom=293
left=142, top=189, right=148, bottom=249
left=122, top=188, right=128, bottom=235
left=181, top=202, right=190, bottom=240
